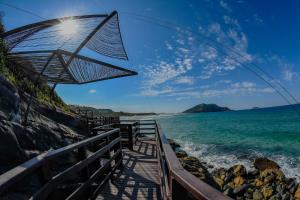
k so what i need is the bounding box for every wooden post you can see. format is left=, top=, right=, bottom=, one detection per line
left=128, top=125, right=133, bottom=151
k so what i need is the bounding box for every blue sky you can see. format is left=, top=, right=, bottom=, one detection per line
left=1, top=0, right=300, bottom=112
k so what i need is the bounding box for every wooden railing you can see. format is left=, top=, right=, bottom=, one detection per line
left=0, top=128, right=123, bottom=200
left=92, top=121, right=138, bottom=150
left=75, top=109, right=120, bottom=134
left=130, top=119, right=231, bottom=200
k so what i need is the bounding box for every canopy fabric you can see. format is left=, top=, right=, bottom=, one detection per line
left=1, top=11, right=137, bottom=84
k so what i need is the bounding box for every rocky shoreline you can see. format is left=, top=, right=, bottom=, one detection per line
left=168, top=139, right=300, bottom=200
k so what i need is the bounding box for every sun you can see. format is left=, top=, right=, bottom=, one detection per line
left=58, top=19, right=78, bottom=36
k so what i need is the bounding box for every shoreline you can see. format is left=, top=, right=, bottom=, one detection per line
left=168, top=139, right=300, bottom=200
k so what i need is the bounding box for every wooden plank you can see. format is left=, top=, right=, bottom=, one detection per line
left=96, top=139, right=161, bottom=200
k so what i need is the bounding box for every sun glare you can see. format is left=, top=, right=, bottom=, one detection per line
left=59, top=19, right=78, bottom=36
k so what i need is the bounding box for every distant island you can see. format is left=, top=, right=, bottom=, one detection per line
left=183, top=103, right=231, bottom=113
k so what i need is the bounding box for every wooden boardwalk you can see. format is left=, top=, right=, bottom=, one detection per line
left=96, top=139, right=161, bottom=200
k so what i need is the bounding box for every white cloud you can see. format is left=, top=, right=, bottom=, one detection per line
left=253, top=14, right=263, bottom=24
left=219, top=0, right=231, bottom=12
left=268, top=55, right=299, bottom=82
left=223, top=15, right=239, bottom=26
left=89, top=89, right=96, bottom=93
left=282, top=69, right=297, bottom=81
left=175, top=76, right=194, bottom=85
left=139, top=87, right=173, bottom=97
left=165, top=41, right=173, bottom=50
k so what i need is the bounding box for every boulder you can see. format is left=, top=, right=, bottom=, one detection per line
left=168, top=139, right=180, bottom=150
left=176, top=150, right=188, bottom=158
left=253, top=189, right=263, bottom=200
left=228, top=164, right=247, bottom=177
left=233, top=176, right=245, bottom=187
left=262, top=186, right=273, bottom=198
left=0, top=120, right=27, bottom=173
left=253, top=157, right=280, bottom=171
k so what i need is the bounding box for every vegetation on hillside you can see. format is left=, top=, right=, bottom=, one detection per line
left=0, top=20, right=69, bottom=111
left=183, top=103, right=231, bottom=113
left=70, top=105, right=157, bottom=116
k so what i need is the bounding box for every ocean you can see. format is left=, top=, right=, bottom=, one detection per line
left=156, top=104, right=300, bottom=181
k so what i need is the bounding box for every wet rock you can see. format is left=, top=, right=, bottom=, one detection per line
left=269, top=193, right=281, bottom=200
left=290, top=183, right=298, bottom=194
left=233, top=184, right=249, bottom=195
left=275, top=183, right=286, bottom=194
left=168, top=139, right=180, bottom=150
left=254, top=178, right=264, bottom=187
left=247, top=169, right=259, bottom=179
left=253, top=157, right=280, bottom=171
left=275, top=170, right=285, bottom=181
left=281, top=193, right=291, bottom=200
left=223, top=187, right=234, bottom=197
left=176, top=150, right=188, bottom=158
left=212, top=167, right=227, bottom=180
left=181, top=156, right=219, bottom=189
left=228, top=164, right=247, bottom=177
left=233, top=176, right=245, bottom=187
left=261, top=185, right=273, bottom=198
left=214, top=177, right=224, bottom=190
left=253, top=189, right=264, bottom=200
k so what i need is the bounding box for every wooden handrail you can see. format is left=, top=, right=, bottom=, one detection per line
left=0, top=128, right=123, bottom=200
left=128, top=119, right=230, bottom=200
left=155, top=122, right=232, bottom=200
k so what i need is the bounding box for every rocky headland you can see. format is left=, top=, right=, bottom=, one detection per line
left=183, top=103, right=231, bottom=113
left=168, top=139, right=300, bottom=200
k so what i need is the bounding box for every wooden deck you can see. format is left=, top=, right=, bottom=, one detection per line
left=96, top=139, right=161, bottom=200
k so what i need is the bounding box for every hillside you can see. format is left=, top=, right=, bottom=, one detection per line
left=183, top=103, right=231, bottom=113
left=70, top=105, right=157, bottom=116
left=0, top=24, right=86, bottom=175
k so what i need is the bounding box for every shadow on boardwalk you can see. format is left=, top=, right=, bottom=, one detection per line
left=96, top=139, right=161, bottom=200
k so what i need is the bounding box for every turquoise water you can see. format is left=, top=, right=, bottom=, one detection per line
left=156, top=105, right=300, bottom=180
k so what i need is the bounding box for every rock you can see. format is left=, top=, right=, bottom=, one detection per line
left=213, top=177, right=224, bottom=190
left=275, top=170, right=285, bottom=181
left=253, top=189, right=264, bottom=200
left=228, top=164, right=247, bottom=177
left=233, top=184, right=249, bottom=195
left=264, top=173, right=276, bottom=184
left=295, top=185, right=300, bottom=200
left=269, top=194, right=281, bottom=200
left=223, top=187, right=234, bottom=197
left=275, top=183, right=285, bottom=194
left=233, top=176, right=245, bottom=187
left=0, top=75, right=20, bottom=121
left=254, top=178, right=264, bottom=187
left=212, top=168, right=227, bottom=180
left=247, top=169, right=259, bottom=179
left=253, top=157, right=280, bottom=171
left=224, top=171, right=234, bottom=184
left=281, top=193, right=291, bottom=200
left=176, top=150, right=188, bottom=158
left=262, top=186, right=273, bottom=198
left=181, top=156, right=219, bottom=189
left=0, top=120, right=27, bottom=173
left=290, top=183, right=298, bottom=194
left=168, top=139, right=180, bottom=150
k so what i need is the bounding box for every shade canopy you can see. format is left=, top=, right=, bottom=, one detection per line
left=1, top=11, right=137, bottom=84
